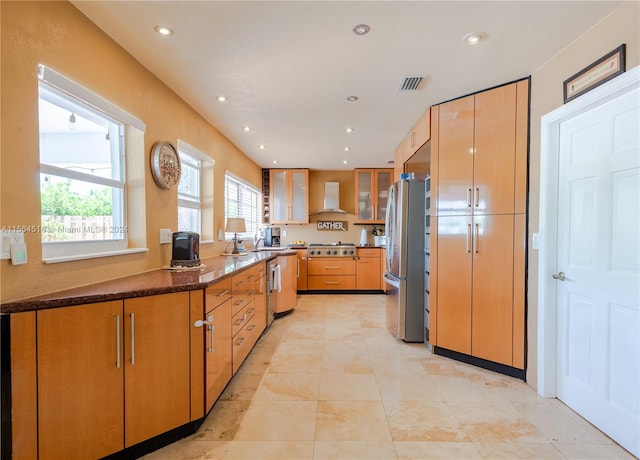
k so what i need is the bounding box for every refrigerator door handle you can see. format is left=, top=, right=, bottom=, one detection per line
left=383, top=273, right=400, bottom=288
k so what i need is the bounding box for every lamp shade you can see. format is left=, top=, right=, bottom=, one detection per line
left=225, top=217, right=246, bottom=233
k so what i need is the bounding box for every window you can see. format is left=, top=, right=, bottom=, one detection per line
left=224, top=173, right=261, bottom=240
left=176, top=140, right=214, bottom=241
left=38, top=65, right=145, bottom=261
left=177, top=151, right=201, bottom=234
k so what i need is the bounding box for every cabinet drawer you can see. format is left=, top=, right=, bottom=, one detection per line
left=308, top=275, right=356, bottom=290
left=254, top=261, right=266, bottom=279
left=232, top=315, right=263, bottom=374
left=357, top=248, right=380, bottom=258
left=308, top=259, right=356, bottom=275
left=231, top=300, right=255, bottom=337
left=231, top=269, right=255, bottom=296
left=205, top=277, right=232, bottom=309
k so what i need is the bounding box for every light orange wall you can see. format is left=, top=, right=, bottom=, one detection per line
left=526, top=0, right=639, bottom=388
left=0, top=1, right=261, bottom=303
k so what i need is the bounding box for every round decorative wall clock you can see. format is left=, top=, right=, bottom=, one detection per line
left=150, top=141, right=181, bottom=189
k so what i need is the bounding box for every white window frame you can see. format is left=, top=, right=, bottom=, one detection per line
left=38, top=65, right=146, bottom=263
left=177, top=140, right=215, bottom=240
left=224, top=172, right=261, bottom=241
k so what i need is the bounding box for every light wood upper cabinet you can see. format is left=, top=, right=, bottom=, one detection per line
left=124, top=292, right=190, bottom=447
left=437, top=83, right=522, bottom=216
left=37, top=301, right=125, bottom=460
left=404, top=108, right=431, bottom=161
left=354, top=168, right=393, bottom=224
left=270, top=169, right=309, bottom=224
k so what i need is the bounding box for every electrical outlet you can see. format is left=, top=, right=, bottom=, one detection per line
left=160, top=228, right=172, bottom=244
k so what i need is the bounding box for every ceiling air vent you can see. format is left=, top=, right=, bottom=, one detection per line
left=398, top=75, right=425, bottom=92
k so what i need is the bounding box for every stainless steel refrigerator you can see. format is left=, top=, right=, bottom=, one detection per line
left=383, top=179, right=426, bottom=342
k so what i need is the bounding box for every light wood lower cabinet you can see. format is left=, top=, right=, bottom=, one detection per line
left=355, top=248, right=381, bottom=290
left=308, top=259, right=356, bottom=290
left=35, top=292, right=191, bottom=458
left=204, top=289, right=232, bottom=413
left=435, top=214, right=523, bottom=367
left=37, top=301, right=125, bottom=460
left=123, top=292, right=191, bottom=447
left=277, top=254, right=297, bottom=312
left=296, top=249, right=308, bottom=291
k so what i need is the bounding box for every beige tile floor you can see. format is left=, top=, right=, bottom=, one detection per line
left=144, top=294, right=635, bottom=460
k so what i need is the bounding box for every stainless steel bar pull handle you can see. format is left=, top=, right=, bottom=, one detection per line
left=217, top=289, right=230, bottom=297
left=466, top=224, right=472, bottom=253
left=474, top=223, right=479, bottom=253
left=552, top=272, right=566, bottom=281
left=115, top=315, right=121, bottom=369
left=475, top=188, right=480, bottom=208
left=467, top=188, right=472, bottom=208
left=130, top=312, right=135, bottom=365
left=207, top=324, right=214, bottom=353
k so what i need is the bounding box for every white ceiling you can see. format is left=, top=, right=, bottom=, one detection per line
left=71, top=1, right=622, bottom=170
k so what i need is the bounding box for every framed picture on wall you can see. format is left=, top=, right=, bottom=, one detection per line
left=563, top=44, right=626, bottom=103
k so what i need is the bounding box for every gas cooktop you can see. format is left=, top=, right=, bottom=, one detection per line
left=308, top=243, right=356, bottom=257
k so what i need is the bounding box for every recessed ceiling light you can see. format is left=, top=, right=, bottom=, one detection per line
left=217, top=96, right=227, bottom=102
left=243, top=126, right=251, bottom=132
left=346, top=127, right=354, bottom=133
left=353, top=24, right=370, bottom=36
left=272, top=160, right=278, bottom=164
left=343, top=160, right=348, bottom=165
left=259, top=144, right=265, bottom=149
left=464, top=32, right=486, bottom=45
left=346, top=96, right=359, bottom=102
left=344, top=147, right=350, bottom=151
left=154, top=25, right=174, bottom=36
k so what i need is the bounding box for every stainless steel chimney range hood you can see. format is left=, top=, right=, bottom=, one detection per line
left=312, top=182, right=346, bottom=214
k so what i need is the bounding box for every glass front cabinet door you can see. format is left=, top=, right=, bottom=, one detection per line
left=269, top=169, right=309, bottom=224
left=354, top=168, right=393, bottom=224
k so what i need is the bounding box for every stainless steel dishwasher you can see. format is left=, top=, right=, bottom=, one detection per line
left=266, top=258, right=279, bottom=327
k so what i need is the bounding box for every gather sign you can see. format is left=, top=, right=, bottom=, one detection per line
left=316, top=221, right=348, bottom=231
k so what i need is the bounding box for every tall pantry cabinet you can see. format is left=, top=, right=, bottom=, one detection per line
left=430, top=79, right=528, bottom=372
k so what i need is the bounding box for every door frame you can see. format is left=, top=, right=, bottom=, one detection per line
left=537, top=64, right=639, bottom=397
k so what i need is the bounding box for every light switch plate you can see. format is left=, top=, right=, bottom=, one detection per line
left=532, top=233, right=540, bottom=250
left=160, top=228, right=172, bottom=244
left=1, top=230, right=25, bottom=259
left=11, top=241, right=27, bottom=265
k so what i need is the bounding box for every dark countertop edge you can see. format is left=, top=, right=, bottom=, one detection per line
left=1, top=251, right=296, bottom=315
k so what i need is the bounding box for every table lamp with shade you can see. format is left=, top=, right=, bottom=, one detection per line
left=225, top=217, right=246, bottom=254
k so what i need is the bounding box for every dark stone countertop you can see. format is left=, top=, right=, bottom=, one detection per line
left=0, top=250, right=296, bottom=314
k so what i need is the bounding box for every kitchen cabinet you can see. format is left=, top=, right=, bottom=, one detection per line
left=277, top=254, right=297, bottom=312
left=9, top=312, right=37, bottom=460
left=203, top=278, right=232, bottom=413
left=253, top=262, right=267, bottom=332
left=403, top=108, right=431, bottom=160
left=295, top=249, right=308, bottom=291
left=308, top=259, right=356, bottom=290
left=432, top=80, right=528, bottom=370
left=37, top=301, right=125, bottom=459
left=123, top=292, right=190, bottom=447
left=437, top=84, right=521, bottom=217
left=269, top=169, right=309, bottom=224
left=355, top=247, right=381, bottom=290
left=354, top=168, right=393, bottom=224
left=393, top=142, right=404, bottom=182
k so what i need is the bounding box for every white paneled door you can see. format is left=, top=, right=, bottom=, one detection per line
left=556, top=84, right=639, bottom=457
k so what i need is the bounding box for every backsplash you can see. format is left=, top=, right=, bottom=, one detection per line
left=252, top=213, right=385, bottom=248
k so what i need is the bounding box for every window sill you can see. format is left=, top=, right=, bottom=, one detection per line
left=42, top=247, right=149, bottom=264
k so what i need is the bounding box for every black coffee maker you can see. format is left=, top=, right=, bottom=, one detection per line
left=264, top=227, right=281, bottom=247
left=171, top=231, right=200, bottom=267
